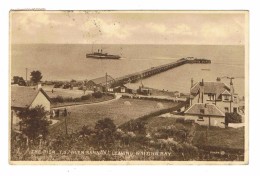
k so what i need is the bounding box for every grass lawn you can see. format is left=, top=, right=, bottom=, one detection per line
left=42, top=85, right=91, bottom=98
left=49, top=99, right=179, bottom=137
left=50, top=95, right=115, bottom=108
left=194, top=126, right=245, bottom=150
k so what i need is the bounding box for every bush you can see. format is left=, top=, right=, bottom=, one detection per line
left=92, top=91, right=103, bottom=98
left=54, top=83, right=63, bottom=88
left=81, top=94, right=91, bottom=100
left=73, top=97, right=82, bottom=102
left=63, top=84, right=71, bottom=89
left=176, top=117, right=185, bottom=123
left=51, top=96, right=64, bottom=103
left=80, top=125, right=94, bottom=135
left=225, top=112, right=242, bottom=124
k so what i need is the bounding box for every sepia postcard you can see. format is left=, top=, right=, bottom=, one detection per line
left=9, top=10, right=249, bottom=164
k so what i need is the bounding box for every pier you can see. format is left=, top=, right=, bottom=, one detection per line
left=111, top=57, right=211, bottom=86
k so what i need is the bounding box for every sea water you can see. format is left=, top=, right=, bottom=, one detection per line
left=11, top=44, right=245, bottom=95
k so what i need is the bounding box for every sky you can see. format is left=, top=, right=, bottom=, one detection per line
left=10, top=11, right=247, bottom=45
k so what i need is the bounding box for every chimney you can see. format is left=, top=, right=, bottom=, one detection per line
left=37, top=83, right=42, bottom=90
left=230, top=79, right=235, bottom=101
left=216, top=77, right=221, bottom=82
left=199, top=79, right=205, bottom=103
left=201, top=79, right=204, bottom=86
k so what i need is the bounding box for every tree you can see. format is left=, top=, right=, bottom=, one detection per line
left=225, top=112, right=242, bottom=126
left=13, top=76, right=26, bottom=86
left=30, top=70, right=43, bottom=84
left=18, top=105, right=50, bottom=140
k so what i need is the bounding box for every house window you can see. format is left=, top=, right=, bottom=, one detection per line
left=225, top=107, right=229, bottom=112
left=198, top=116, right=204, bottom=121
left=208, top=94, right=215, bottom=101
left=200, top=109, right=205, bottom=114
left=224, top=95, right=230, bottom=101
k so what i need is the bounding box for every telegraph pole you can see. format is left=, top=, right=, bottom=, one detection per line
left=65, top=117, right=68, bottom=136
left=26, top=68, right=28, bottom=86
left=62, top=108, right=68, bottom=136
left=105, top=72, right=108, bottom=93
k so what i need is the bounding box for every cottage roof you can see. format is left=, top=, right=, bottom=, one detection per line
left=191, top=81, right=230, bottom=98
left=89, top=75, right=115, bottom=85
left=184, top=103, right=225, bottom=117
left=11, top=86, right=50, bottom=108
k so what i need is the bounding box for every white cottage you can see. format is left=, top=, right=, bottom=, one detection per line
left=11, top=85, right=51, bottom=131
left=184, top=103, right=226, bottom=128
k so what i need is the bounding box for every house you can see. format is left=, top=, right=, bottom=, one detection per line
left=184, top=103, right=225, bottom=128
left=184, top=78, right=242, bottom=128
left=86, top=75, right=115, bottom=92
left=108, top=85, right=127, bottom=93
left=189, top=79, right=239, bottom=113
left=11, top=85, right=51, bottom=131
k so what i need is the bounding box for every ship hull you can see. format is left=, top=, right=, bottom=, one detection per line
left=86, top=54, right=120, bottom=60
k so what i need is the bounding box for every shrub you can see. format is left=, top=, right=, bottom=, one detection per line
left=51, top=96, right=64, bottom=103
left=225, top=112, right=242, bottom=124
left=92, top=91, right=103, bottom=98
left=64, top=97, right=73, bottom=102
left=54, top=83, right=62, bottom=88
left=80, top=125, right=94, bottom=135
left=73, top=97, right=82, bottom=102
left=81, top=94, right=91, bottom=100
left=176, top=117, right=185, bottom=123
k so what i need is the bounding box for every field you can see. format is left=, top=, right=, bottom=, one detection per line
left=50, top=94, right=115, bottom=108
left=42, top=85, right=92, bottom=98
left=194, top=126, right=245, bottom=149
left=49, top=98, right=180, bottom=137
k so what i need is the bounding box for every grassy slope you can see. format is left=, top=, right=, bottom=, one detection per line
left=49, top=99, right=179, bottom=137
left=194, top=126, right=245, bottom=149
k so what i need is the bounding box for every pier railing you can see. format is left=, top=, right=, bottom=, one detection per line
left=112, top=57, right=211, bottom=86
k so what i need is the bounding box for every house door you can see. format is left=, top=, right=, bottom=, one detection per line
left=233, top=107, right=238, bottom=113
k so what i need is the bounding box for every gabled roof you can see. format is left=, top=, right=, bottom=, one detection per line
left=11, top=86, right=51, bottom=109
left=184, top=103, right=225, bottom=117
left=221, top=89, right=231, bottom=95
left=89, top=75, right=115, bottom=85
left=191, top=81, right=230, bottom=98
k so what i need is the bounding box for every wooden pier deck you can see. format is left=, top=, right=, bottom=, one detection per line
left=110, top=57, right=211, bottom=86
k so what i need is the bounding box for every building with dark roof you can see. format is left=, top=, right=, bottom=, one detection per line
left=183, top=78, right=243, bottom=128
left=86, top=74, right=115, bottom=92
left=190, top=79, right=239, bottom=114
left=11, top=85, right=51, bottom=131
